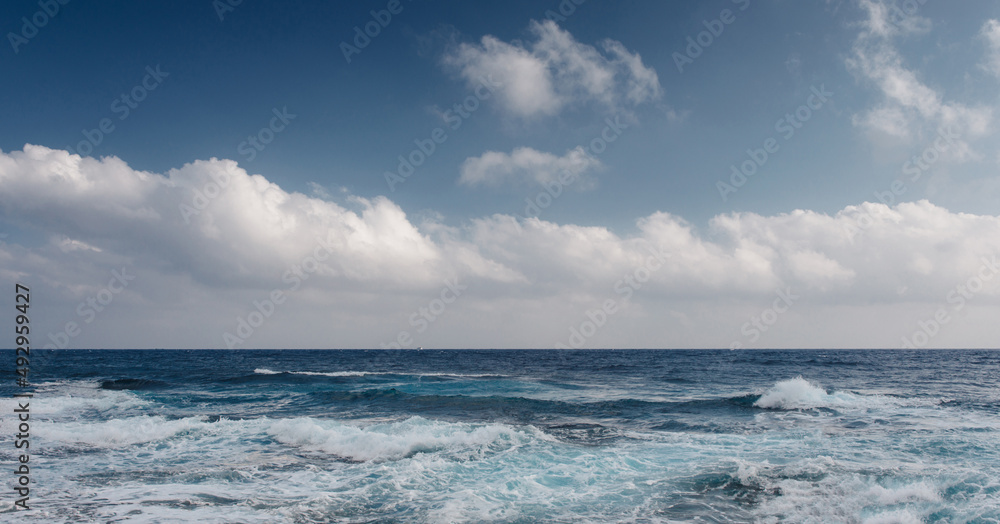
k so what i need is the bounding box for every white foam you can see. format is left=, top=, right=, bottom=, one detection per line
left=0, top=381, right=153, bottom=419
left=425, top=488, right=512, bottom=523
left=40, top=415, right=207, bottom=447
left=734, top=458, right=767, bottom=486
left=36, top=390, right=151, bottom=415
left=6, top=375, right=994, bottom=523
left=740, top=454, right=950, bottom=524
left=12, top=411, right=995, bottom=523
left=870, top=481, right=941, bottom=505
left=861, top=509, right=923, bottom=524
left=267, top=416, right=538, bottom=462
left=255, top=368, right=371, bottom=377
left=754, top=376, right=884, bottom=410
left=254, top=368, right=502, bottom=379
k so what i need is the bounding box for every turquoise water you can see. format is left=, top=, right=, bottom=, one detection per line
left=2, top=349, right=999, bottom=522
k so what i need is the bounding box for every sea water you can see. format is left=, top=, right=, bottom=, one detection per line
left=1, top=349, right=998, bottom=523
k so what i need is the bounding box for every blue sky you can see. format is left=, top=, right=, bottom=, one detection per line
left=2, top=0, right=1000, bottom=349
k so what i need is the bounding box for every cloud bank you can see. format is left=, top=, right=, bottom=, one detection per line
left=2, top=145, right=999, bottom=349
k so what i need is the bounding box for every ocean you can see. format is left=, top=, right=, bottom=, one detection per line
left=1, top=349, right=998, bottom=523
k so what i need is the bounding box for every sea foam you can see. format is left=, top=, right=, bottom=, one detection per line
left=754, top=376, right=884, bottom=410
left=255, top=368, right=368, bottom=377
left=267, top=416, right=538, bottom=462
left=254, top=368, right=504, bottom=379
left=40, top=415, right=208, bottom=447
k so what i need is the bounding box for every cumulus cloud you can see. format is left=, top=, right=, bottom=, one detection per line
left=444, top=20, right=662, bottom=118
left=465, top=202, right=1000, bottom=304
left=847, top=0, right=992, bottom=149
left=458, top=146, right=600, bottom=189
left=0, top=144, right=519, bottom=291
left=2, top=146, right=1000, bottom=349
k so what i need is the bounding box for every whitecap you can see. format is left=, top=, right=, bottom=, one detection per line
left=39, top=415, right=209, bottom=447
left=754, top=376, right=885, bottom=410
left=253, top=368, right=503, bottom=379
left=267, top=416, right=541, bottom=462
left=255, top=368, right=378, bottom=377
left=0, top=381, right=152, bottom=418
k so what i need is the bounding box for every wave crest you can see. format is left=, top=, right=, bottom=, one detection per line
left=254, top=368, right=367, bottom=377
left=753, top=377, right=881, bottom=410
left=267, top=416, right=540, bottom=462
left=253, top=368, right=504, bottom=379
left=40, top=415, right=207, bottom=447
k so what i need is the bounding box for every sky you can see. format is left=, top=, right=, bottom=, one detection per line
left=1, top=0, right=999, bottom=349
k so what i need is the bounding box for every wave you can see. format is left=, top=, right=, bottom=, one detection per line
left=543, top=422, right=625, bottom=445
left=302, top=388, right=651, bottom=420
left=40, top=415, right=209, bottom=447
left=267, top=416, right=544, bottom=462
left=254, top=368, right=368, bottom=377
left=306, top=387, right=760, bottom=412
left=24, top=382, right=151, bottom=416
left=730, top=457, right=947, bottom=523
left=253, top=368, right=504, bottom=380
left=300, top=389, right=768, bottom=437
left=753, top=377, right=887, bottom=410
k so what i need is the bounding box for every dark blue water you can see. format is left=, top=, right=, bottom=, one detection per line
left=3, top=349, right=999, bottom=522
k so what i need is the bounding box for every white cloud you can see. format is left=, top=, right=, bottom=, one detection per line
left=850, top=105, right=910, bottom=137
left=857, top=0, right=931, bottom=39
left=847, top=0, right=992, bottom=149
left=307, top=181, right=332, bottom=200
left=57, top=237, right=102, bottom=253
left=458, top=146, right=600, bottom=189
left=0, top=144, right=519, bottom=291
left=981, top=19, right=1000, bottom=77
left=2, top=146, right=1000, bottom=349
left=786, top=250, right=855, bottom=288
left=444, top=20, right=662, bottom=118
